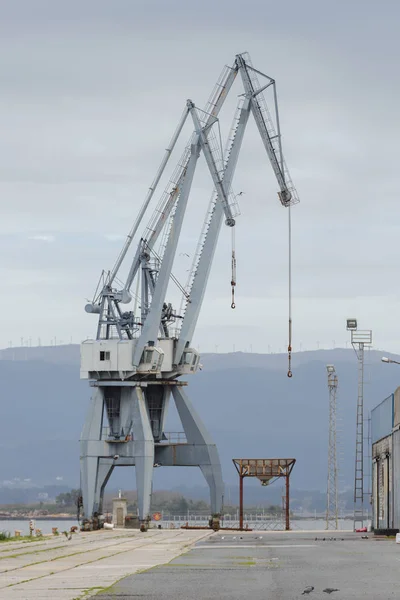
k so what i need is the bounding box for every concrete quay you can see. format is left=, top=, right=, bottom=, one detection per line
left=0, top=528, right=211, bottom=599
left=102, top=530, right=400, bottom=599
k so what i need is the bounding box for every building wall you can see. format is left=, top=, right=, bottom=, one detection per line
left=371, top=394, right=394, bottom=445
left=370, top=388, right=400, bottom=532
left=392, top=429, right=400, bottom=529
left=394, top=387, right=400, bottom=429
left=372, top=435, right=392, bottom=530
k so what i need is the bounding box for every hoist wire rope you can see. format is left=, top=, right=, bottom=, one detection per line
left=231, top=226, right=236, bottom=309
left=287, top=204, right=293, bottom=377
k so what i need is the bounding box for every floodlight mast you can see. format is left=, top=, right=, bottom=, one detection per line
left=346, top=318, right=372, bottom=531
left=80, top=53, right=300, bottom=531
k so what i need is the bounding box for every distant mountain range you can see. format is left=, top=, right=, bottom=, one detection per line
left=1, top=345, right=399, bottom=504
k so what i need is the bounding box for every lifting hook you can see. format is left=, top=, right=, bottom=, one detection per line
left=287, top=343, right=292, bottom=378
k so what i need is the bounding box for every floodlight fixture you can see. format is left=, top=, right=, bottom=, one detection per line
left=381, top=356, right=390, bottom=363
left=346, top=319, right=357, bottom=331
left=326, top=364, right=335, bottom=373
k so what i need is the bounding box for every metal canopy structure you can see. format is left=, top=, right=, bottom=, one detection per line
left=233, top=458, right=296, bottom=531
left=79, top=52, right=300, bottom=531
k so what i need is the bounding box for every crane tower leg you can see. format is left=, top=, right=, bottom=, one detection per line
left=131, top=388, right=155, bottom=531
left=80, top=389, right=115, bottom=522
left=79, top=382, right=223, bottom=529
left=171, top=387, right=224, bottom=523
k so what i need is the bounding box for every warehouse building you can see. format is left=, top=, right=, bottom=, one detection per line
left=371, top=387, right=400, bottom=534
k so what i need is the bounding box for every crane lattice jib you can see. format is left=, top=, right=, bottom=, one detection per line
left=236, top=53, right=299, bottom=207
left=178, top=97, right=246, bottom=324
left=120, top=64, right=238, bottom=298
left=84, top=53, right=299, bottom=355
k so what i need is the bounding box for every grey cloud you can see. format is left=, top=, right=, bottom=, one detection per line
left=0, top=0, right=399, bottom=351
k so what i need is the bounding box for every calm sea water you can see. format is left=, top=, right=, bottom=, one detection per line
left=291, top=519, right=354, bottom=531
left=0, top=519, right=78, bottom=535
left=0, top=518, right=356, bottom=536
left=217, top=518, right=354, bottom=531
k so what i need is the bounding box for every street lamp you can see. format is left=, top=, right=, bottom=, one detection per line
left=381, top=356, right=400, bottom=365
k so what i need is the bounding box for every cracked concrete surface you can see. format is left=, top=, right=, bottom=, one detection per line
left=0, top=528, right=211, bottom=599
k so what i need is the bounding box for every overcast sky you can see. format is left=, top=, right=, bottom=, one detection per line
left=0, top=0, right=399, bottom=354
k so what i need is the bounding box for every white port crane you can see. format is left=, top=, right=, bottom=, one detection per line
left=80, top=52, right=299, bottom=530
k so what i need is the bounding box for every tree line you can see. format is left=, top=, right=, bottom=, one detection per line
left=55, top=489, right=283, bottom=515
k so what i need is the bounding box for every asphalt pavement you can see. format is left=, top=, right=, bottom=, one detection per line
left=99, top=530, right=400, bottom=599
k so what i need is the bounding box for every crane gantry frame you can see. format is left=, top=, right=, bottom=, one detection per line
left=79, top=52, right=299, bottom=530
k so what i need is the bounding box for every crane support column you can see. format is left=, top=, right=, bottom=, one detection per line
left=131, top=388, right=155, bottom=530
left=80, top=388, right=114, bottom=519
left=172, top=386, right=224, bottom=518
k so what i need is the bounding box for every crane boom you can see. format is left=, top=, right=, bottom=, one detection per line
left=173, top=54, right=300, bottom=360
left=236, top=53, right=299, bottom=207
left=84, top=53, right=299, bottom=366
left=115, top=64, right=239, bottom=303
left=108, top=104, right=190, bottom=288
left=174, top=97, right=252, bottom=365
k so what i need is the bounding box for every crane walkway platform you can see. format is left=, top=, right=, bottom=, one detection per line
left=0, top=528, right=211, bottom=599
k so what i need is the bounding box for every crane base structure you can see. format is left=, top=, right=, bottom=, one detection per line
left=79, top=53, right=299, bottom=531
left=80, top=379, right=223, bottom=531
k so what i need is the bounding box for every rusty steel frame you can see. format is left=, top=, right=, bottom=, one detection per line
left=233, top=458, right=296, bottom=531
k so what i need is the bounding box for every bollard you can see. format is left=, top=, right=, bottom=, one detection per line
left=29, top=519, right=35, bottom=537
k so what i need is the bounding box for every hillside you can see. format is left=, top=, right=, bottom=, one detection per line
left=0, top=345, right=399, bottom=499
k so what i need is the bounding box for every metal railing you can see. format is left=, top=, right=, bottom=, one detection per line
left=150, top=512, right=297, bottom=531
left=159, top=432, right=187, bottom=444
left=100, top=428, right=187, bottom=444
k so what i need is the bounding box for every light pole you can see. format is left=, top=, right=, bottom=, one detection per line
left=326, top=365, right=339, bottom=530
left=346, top=318, right=372, bottom=531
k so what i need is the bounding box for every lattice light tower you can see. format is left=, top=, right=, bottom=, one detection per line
left=346, top=319, right=372, bottom=531
left=326, top=365, right=338, bottom=530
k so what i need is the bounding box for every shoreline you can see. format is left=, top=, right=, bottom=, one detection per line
left=0, top=515, right=76, bottom=520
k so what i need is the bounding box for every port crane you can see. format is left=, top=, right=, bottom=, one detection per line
left=80, top=52, right=299, bottom=530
